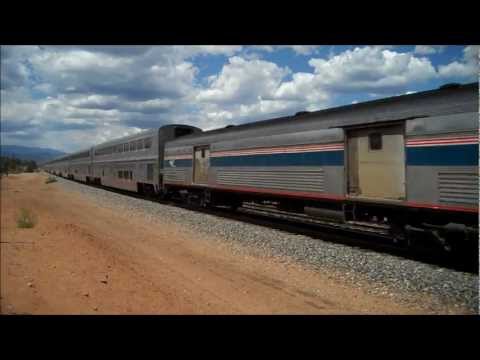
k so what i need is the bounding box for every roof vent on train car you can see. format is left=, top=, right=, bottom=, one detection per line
left=294, top=111, right=311, bottom=116
left=439, top=83, right=461, bottom=90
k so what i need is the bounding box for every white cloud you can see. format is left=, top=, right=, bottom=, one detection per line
left=196, top=56, right=291, bottom=104
left=250, top=45, right=321, bottom=55
left=286, top=46, right=321, bottom=55
left=194, top=55, right=331, bottom=129
left=178, top=45, right=243, bottom=57
left=193, top=56, right=297, bottom=129
left=307, top=46, right=437, bottom=92
left=269, top=46, right=436, bottom=111
left=250, top=45, right=275, bottom=52
left=438, top=45, right=479, bottom=80
left=414, top=45, right=447, bottom=55
left=26, top=47, right=199, bottom=100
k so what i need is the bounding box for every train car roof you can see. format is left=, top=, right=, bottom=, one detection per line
left=170, top=81, right=478, bottom=144
left=93, top=127, right=158, bottom=150
left=43, top=147, right=91, bottom=164
left=92, top=124, right=200, bottom=150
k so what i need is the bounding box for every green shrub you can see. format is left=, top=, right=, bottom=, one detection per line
left=45, top=176, right=57, bottom=184
left=17, top=208, right=36, bottom=229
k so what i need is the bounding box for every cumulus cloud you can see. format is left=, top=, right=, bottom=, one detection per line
left=196, top=56, right=291, bottom=104
left=438, top=45, right=479, bottom=80
left=194, top=56, right=330, bottom=130
left=307, top=46, right=437, bottom=92
left=414, top=45, right=447, bottom=55
left=194, top=56, right=296, bottom=128
left=0, top=46, right=39, bottom=90
left=250, top=45, right=321, bottom=55
left=28, top=48, right=199, bottom=100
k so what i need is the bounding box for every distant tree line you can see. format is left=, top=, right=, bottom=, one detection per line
left=0, top=155, right=38, bottom=175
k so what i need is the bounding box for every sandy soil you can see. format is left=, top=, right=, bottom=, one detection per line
left=1, top=173, right=426, bottom=314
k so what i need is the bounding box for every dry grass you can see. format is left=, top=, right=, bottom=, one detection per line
left=45, top=176, right=57, bottom=184
left=17, top=208, right=37, bottom=228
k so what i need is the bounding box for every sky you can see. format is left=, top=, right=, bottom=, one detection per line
left=1, top=45, right=478, bottom=153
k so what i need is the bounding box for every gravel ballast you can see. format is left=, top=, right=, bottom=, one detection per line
left=55, top=177, right=479, bottom=314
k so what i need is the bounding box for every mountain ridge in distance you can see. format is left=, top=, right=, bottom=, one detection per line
left=1, top=145, right=67, bottom=164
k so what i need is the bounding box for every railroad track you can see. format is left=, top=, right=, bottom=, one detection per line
left=61, top=176, right=478, bottom=274
left=240, top=202, right=391, bottom=236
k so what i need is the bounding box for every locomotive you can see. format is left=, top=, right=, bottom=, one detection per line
left=44, top=82, right=479, bottom=253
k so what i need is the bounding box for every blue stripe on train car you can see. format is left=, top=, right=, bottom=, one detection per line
left=210, top=150, right=344, bottom=167
left=163, top=159, right=193, bottom=167
left=406, top=144, right=478, bottom=166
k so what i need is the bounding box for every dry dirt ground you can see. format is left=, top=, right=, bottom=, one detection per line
left=1, top=173, right=430, bottom=314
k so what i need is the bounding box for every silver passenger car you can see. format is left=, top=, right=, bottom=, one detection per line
left=43, top=124, right=201, bottom=194
left=66, top=148, right=92, bottom=182
left=91, top=125, right=200, bottom=193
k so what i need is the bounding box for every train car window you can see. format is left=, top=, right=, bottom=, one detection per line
left=118, top=171, right=122, bottom=179
left=174, top=127, right=194, bottom=138
left=130, top=142, right=136, bottom=151
left=124, top=143, right=128, bottom=152
left=137, top=139, right=144, bottom=150
left=144, top=138, right=152, bottom=149
left=201, top=149, right=205, bottom=158
left=369, top=132, right=382, bottom=150
left=130, top=171, right=133, bottom=180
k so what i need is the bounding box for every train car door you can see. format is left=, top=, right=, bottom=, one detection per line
left=347, top=124, right=405, bottom=200
left=193, top=146, right=210, bottom=184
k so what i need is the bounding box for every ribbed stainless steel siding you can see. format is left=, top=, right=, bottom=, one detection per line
left=216, top=168, right=325, bottom=192
left=438, top=170, right=478, bottom=205
left=163, top=168, right=187, bottom=183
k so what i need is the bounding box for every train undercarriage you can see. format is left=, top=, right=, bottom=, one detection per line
left=163, top=184, right=479, bottom=256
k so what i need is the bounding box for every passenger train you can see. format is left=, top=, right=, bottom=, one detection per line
left=44, top=82, right=479, bottom=253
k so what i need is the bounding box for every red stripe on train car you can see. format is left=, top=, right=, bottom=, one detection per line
left=407, top=135, right=478, bottom=142
left=163, top=183, right=346, bottom=201
left=211, top=184, right=346, bottom=201
left=404, top=201, right=478, bottom=213
left=210, top=143, right=345, bottom=157
left=406, top=136, right=478, bottom=146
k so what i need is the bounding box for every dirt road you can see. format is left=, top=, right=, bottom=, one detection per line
left=1, top=173, right=425, bottom=314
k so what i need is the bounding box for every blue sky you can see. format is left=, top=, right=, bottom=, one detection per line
left=1, top=45, right=478, bottom=152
